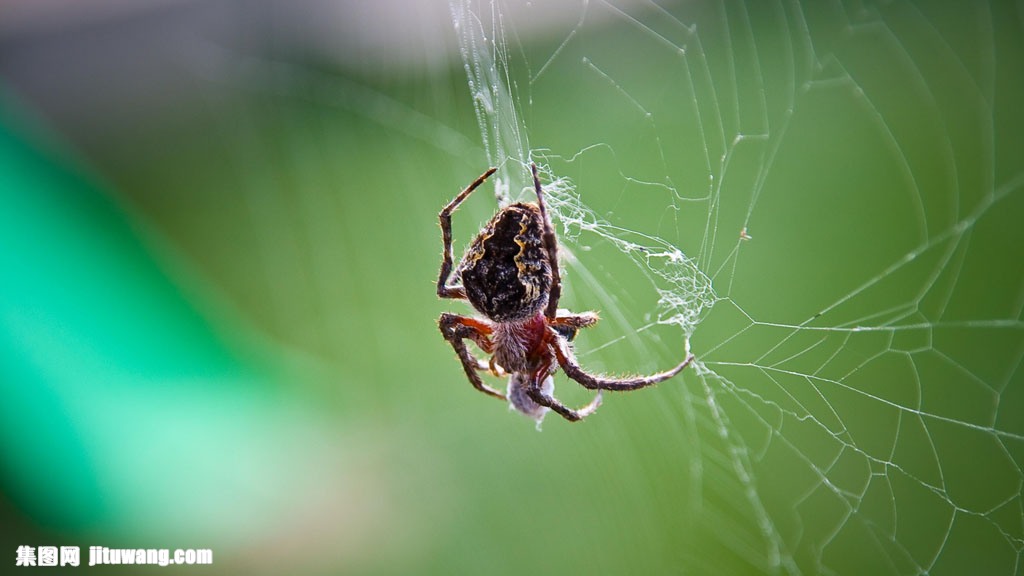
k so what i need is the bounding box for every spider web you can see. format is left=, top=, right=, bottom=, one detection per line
left=450, top=1, right=1024, bottom=574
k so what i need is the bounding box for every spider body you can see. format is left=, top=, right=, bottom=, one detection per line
left=437, top=164, right=693, bottom=423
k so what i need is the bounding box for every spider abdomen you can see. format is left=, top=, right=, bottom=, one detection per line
left=458, top=203, right=551, bottom=322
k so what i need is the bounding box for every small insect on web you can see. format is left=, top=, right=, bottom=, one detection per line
left=436, top=163, right=695, bottom=425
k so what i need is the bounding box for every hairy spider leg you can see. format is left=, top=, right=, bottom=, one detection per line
left=438, top=313, right=506, bottom=401
left=551, top=311, right=599, bottom=341
left=437, top=167, right=498, bottom=300
left=524, top=346, right=603, bottom=422
left=552, top=329, right=695, bottom=391
left=526, top=383, right=603, bottom=422
left=531, top=163, right=563, bottom=319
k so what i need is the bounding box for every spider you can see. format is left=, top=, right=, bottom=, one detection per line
left=436, top=163, right=694, bottom=423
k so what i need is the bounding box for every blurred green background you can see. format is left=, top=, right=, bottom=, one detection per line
left=1, top=1, right=1022, bottom=574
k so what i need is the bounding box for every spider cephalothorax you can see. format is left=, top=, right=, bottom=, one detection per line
left=437, top=164, right=693, bottom=423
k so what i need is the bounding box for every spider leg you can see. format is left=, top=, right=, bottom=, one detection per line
left=439, top=313, right=505, bottom=401
left=487, top=356, right=508, bottom=377
left=551, top=311, right=599, bottom=341
left=437, top=167, right=497, bottom=299
left=552, top=329, right=694, bottom=391
left=554, top=310, right=599, bottom=327
left=525, top=375, right=603, bottom=422
left=523, top=356, right=602, bottom=422
left=531, top=163, right=562, bottom=319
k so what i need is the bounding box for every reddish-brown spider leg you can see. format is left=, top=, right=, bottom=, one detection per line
left=438, top=313, right=506, bottom=401
left=437, top=167, right=498, bottom=299
left=551, top=311, right=599, bottom=341
left=552, top=328, right=694, bottom=391
left=524, top=361, right=603, bottom=422
left=531, top=163, right=563, bottom=319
